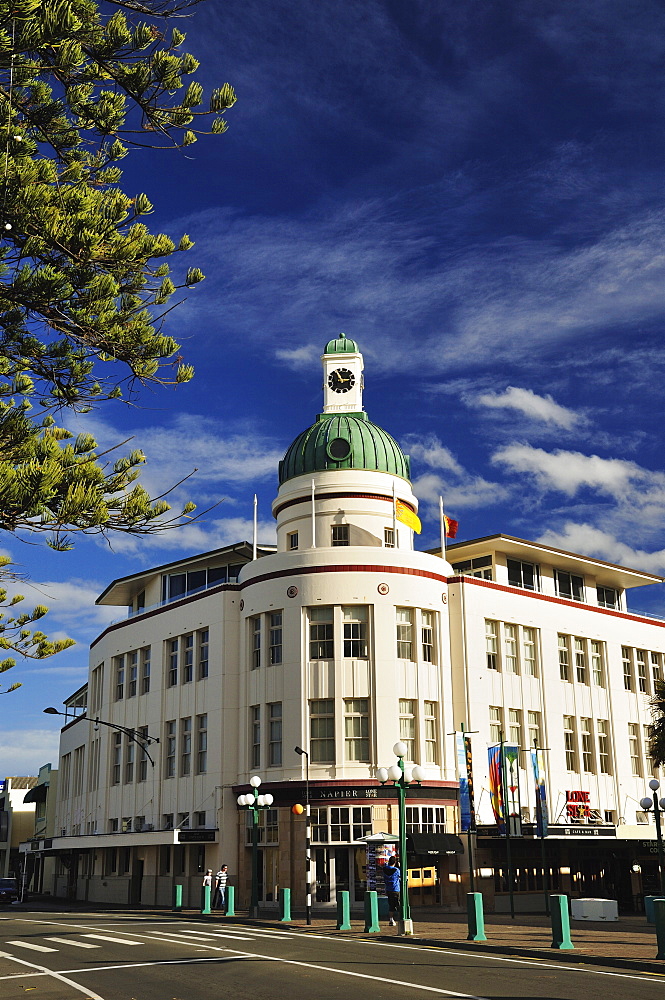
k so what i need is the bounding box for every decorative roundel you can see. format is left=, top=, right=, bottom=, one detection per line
left=442, top=593, right=448, bottom=604
left=239, top=599, right=244, bottom=611
left=377, top=582, right=390, bottom=595
left=327, top=437, right=352, bottom=461
left=287, top=585, right=299, bottom=598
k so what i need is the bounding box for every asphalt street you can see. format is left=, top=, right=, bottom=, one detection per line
left=0, top=912, right=664, bottom=1000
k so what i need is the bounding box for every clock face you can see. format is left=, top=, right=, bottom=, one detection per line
left=328, top=368, right=355, bottom=393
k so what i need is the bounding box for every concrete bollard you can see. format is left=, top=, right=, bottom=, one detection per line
left=201, top=884, right=211, bottom=915
left=225, top=885, right=235, bottom=916
left=172, top=883, right=183, bottom=912
left=466, top=892, right=487, bottom=941
left=655, top=899, right=665, bottom=960
left=550, top=894, right=573, bottom=950
left=336, top=890, right=351, bottom=931
left=364, top=890, right=380, bottom=933
left=280, top=887, right=292, bottom=922
left=644, top=895, right=665, bottom=924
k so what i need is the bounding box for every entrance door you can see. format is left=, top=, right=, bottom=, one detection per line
left=315, top=848, right=330, bottom=901
left=130, top=858, right=144, bottom=905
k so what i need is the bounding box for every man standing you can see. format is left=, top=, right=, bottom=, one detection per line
left=381, top=856, right=400, bottom=927
left=214, top=864, right=229, bottom=911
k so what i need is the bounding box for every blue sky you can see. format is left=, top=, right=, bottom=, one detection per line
left=6, top=0, right=665, bottom=772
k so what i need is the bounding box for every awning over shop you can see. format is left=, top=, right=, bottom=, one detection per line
left=23, top=785, right=48, bottom=804
left=406, top=833, right=464, bottom=856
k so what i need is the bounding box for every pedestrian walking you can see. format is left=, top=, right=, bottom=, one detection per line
left=213, top=864, right=229, bottom=910
left=381, top=856, right=400, bottom=927
left=202, top=869, right=213, bottom=890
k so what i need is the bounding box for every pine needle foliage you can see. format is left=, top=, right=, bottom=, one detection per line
left=649, top=679, right=665, bottom=768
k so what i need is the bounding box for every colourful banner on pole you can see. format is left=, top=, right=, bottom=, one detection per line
left=503, top=743, right=521, bottom=837
left=487, top=744, right=505, bottom=835
left=531, top=749, right=549, bottom=838
left=456, top=733, right=475, bottom=832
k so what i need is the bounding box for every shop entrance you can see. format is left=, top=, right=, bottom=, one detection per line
left=314, top=847, right=367, bottom=903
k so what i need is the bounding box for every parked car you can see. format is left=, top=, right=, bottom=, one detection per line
left=0, top=878, right=19, bottom=904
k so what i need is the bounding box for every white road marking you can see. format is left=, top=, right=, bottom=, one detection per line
left=45, top=936, right=100, bottom=948
left=148, top=930, right=255, bottom=941
left=81, top=933, right=142, bottom=945
left=6, top=940, right=57, bottom=953
left=0, top=950, right=107, bottom=999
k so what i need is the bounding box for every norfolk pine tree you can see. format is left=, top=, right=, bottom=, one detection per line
left=0, top=0, right=236, bottom=687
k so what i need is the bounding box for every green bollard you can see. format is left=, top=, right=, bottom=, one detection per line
left=550, top=894, right=574, bottom=950
left=655, top=899, right=665, bottom=960
left=201, top=884, right=211, bottom=915
left=225, top=885, right=235, bottom=916
left=364, top=890, right=380, bottom=933
left=280, top=887, right=292, bottom=922
left=336, top=890, right=351, bottom=931
left=466, top=892, right=487, bottom=941
left=172, top=883, right=183, bottom=912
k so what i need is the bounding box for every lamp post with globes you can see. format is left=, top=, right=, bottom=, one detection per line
left=237, top=776, right=273, bottom=918
left=639, top=779, right=665, bottom=895
left=377, top=741, right=425, bottom=936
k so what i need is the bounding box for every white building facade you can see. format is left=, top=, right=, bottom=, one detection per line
left=33, top=335, right=665, bottom=913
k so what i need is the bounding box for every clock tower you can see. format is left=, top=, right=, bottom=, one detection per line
left=322, top=334, right=364, bottom=414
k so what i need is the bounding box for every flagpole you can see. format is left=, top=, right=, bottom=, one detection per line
left=252, top=494, right=258, bottom=561
left=439, top=496, right=446, bottom=556
left=392, top=482, right=397, bottom=546
left=311, top=479, right=316, bottom=548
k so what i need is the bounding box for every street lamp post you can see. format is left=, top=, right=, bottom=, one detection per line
left=43, top=707, right=159, bottom=765
left=640, top=779, right=665, bottom=896
left=377, top=741, right=425, bottom=936
left=294, top=746, right=311, bottom=925
left=237, top=776, right=273, bottom=918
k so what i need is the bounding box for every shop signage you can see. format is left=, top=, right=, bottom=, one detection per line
left=307, top=785, right=456, bottom=802
left=178, top=830, right=216, bottom=843
left=565, top=790, right=591, bottom=820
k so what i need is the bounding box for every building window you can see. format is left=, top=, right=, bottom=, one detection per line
left=250, top=706, right=261, bottom=769
left=180, top=717, right=192, bottom=775
left=384, top=527, right=395, bottom=548
left=406, top=805, right=447, bottom=834
left=563, top=716, right=578, bottom=772
left=421, top=610, right=435, bottom=663
left=344, top=699, right=369, bottom=761
left=399, top=699, right=416, bottom=761
left=310, top=699, right=335, bottom=763
left=424, top=701, right=438, bottom=764
left=486, top=619, right=499, bottom=670
left=90, top=664, right=104, bottom=714
left=141, top=646, right=151, bottom=694
left=331, top=524, right=349, bottom=546
left=309, top=606, right=334, bottom=659
left=645, top=725, right=655, bottom=773
left=637, top=650, right=649, bottom=694
left=504, top=624, right=519, bottom=673
left=251, top=617, right=261, bottom=670
left=138, top=727, right=149, bottom=782
left=591, top=641, right=604, bottom=686
left=555, top=570, right=585, bottom=602
left=580, top=718, right=595, bottom=773
left=198, top=629, right=209, bottom=679
left=165, top=721, right=176, bottom=778
left=597, top=719, right=612, bottom=774
left=396, top=608, right=413, bottom=659
left=88, top=738, right=101, bottom=792
left=197, top=714, right=207, bottom=774
left=112, top=733, right=121, bottom=785
left=268, top=702, right=282, bottom=766
left=183, top=634, right=194, bottom=683
left=522, top=627, right=537, bottom=676
left=343, top=605, right=368, bottom=658
left=114, top=655, right=125, bottom=701
left=168, top=639, right=178, bottom=687
left=288, top=531, right=299, bottom=550
left=489, top=706, right=503, bottom=745
left=507, top=558, right=540, bottom=591
left=60, top=753, right=71, bottom=800
left=508, top=708, right=522, bottom=749
left=629, top=723, right=642, bottom=776
left=128, top=651, right=138, bottom=698
left=452, top=555, right=492, bottom=579
left=652, top=652, right=662, bottom=685
left=622, top=646, right=633, bottom=691
left=124, top=740, right=134, bottom=783
left=269, top=613, right=283, bottom=665
left=527, top=711, right=542, bottom=750
left=574, top=637, right=588, bottom=684
left=597, top=585, right=618, bottom=609
left=163, top=813, right=174, bottom=830
left=558, top=634, right=570, bottom=682
left=177, top=811, right=190, bottom=830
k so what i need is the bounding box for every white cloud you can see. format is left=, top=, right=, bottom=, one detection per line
left=491, top=444, right=654, bottom=500
left=105, top=516, right=276, bottom=557
left=0, top=728, right=60, bottom=777
left=402, top=435, right=464, bottom=475
left=275, top=344, right=320, bottom=366
left=477, top=387, right=579, bottom=430
left=2, top=578, right=118, bottom=631
left=537, top=522, right=665, bottom=576
left=404, top=434, right=508, bottom=511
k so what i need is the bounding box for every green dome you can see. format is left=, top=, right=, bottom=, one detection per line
left=324, top=333, right=359, bottom=354
left=279, top=412, right=411, bottom=484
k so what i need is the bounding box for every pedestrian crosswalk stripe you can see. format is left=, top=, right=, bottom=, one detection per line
left=6, top=941, right=58, bottom=953
left=45, top=937, right=100, bottom=949
left=81, top=934, right=142, bottom=945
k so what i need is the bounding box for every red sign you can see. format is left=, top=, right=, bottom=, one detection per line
left=565, top=790, right=591, bottom=819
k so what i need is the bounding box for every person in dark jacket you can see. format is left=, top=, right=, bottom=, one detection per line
left=381, top=856, right=400, bottom=926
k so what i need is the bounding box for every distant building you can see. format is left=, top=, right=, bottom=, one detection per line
left=42, top=336, right=665, bottom=912
left=0, top=776, right=37, bottom=878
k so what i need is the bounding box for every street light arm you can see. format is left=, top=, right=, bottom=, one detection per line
left=43, top=707, right=159, bottom=765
